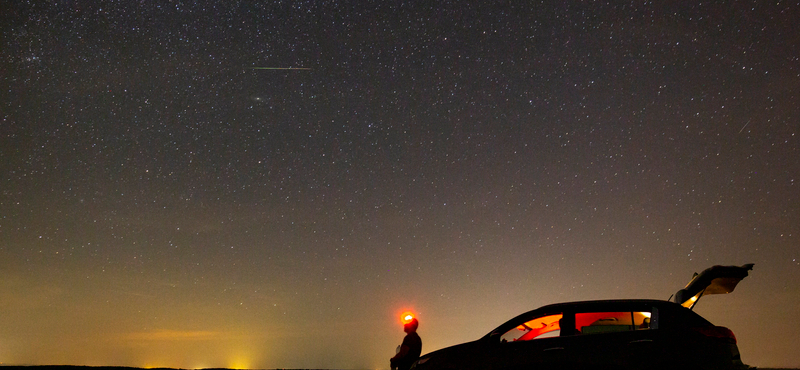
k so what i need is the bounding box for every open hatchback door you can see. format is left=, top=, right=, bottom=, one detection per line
left=673, top=263, right=754, bottom=309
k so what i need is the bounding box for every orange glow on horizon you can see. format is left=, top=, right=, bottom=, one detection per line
left=227, top=358, right=251, bottom=369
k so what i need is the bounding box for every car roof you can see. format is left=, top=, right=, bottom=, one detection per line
left=527, top=298, right=677, bottom=312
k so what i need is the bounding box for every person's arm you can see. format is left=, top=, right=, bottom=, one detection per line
left=391, top=345, right=410, bottom=361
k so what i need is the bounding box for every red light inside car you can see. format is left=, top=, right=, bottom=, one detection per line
left=694, top=326, right=737, bottom=344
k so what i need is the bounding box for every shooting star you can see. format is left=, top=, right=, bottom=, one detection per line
left=738, top=119, right=751, bottom=134
left=248, top=67, right=312, bottom=70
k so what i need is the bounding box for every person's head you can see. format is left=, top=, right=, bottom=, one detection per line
left=404, top=318, right=419, bottom=333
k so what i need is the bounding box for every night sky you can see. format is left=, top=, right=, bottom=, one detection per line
left=2, top=1, right=799, bottom=369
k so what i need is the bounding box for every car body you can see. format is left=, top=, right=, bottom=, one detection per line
left=413, top=264, right=753, bottom=370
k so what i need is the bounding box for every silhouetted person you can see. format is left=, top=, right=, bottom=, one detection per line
left=391, top=318, right=422, bottom=370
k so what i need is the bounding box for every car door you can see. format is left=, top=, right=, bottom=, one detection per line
left=501, top=334, right=574, bottom=370
left=485, top=312, right=579, bottom=370
left=567, top=304, right=660, bottom=369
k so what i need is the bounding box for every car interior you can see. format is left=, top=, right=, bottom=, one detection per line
left=501, top=310, right=652, bottom=342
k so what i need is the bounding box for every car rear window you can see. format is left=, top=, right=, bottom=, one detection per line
left=659, top=303, right=714, bottom=329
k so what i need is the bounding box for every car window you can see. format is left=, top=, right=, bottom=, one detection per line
left=499, top=314, right=563, bottom=342
left=574, top=311, right=652, bottom=335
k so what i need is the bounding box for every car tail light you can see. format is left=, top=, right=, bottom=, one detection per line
left=694, top=326, right=737, bottom=344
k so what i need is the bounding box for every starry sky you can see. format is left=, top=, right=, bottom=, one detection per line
left=2, top=1, right=799, bottom=369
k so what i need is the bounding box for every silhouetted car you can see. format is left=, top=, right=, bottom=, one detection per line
left=413, top=264, right=753, bottom=370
